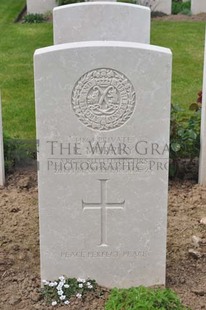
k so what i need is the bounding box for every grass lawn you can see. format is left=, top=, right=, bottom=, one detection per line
left=151, top=20, right=205, bottom=109
left=0, top=0, right=53, bottom=139
left=0, top=0, right=205, bottom=138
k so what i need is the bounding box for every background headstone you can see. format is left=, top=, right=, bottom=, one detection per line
left=154, top=0, right=171, bottom=15
left=53, top=3, right=151, bottom=44
left=0, top=93, right=5, bottom=186
left=191, top=0, right=206, bottom=14
left=199, top=30, right=206, bottom=186
left=27, top=0, right=57, bottom=14
left=34, top=40, right=172, bottom=288
left=137, top=0, right=171, bottom=15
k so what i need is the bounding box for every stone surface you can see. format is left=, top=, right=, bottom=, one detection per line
left=0, top=93, right=5, bottom=186
left=34, top=40, right=172, bottom=288
left=138, top=0, right=171, bottom=15
left=27, top=0, right=56, bottom=14
left=191, top=0, right=206, bottom=14
left=192, top=235, right=202, bottom=247
left=199, top=31, right=206, bottom=186
left=200, top=217, right=206, bottom=225
left=188, top=249, right=202, bottom=259
left=53, top=3, right=150, bottom=44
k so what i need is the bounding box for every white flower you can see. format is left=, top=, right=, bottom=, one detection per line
left=77, top=278, right=86, bottom=283
left=57, top=290, right=64, bottom=296
left=64, top=284, right=70, bottom=288
left=79, top=283, right=83, bottom=288
left=51, top=301, right=57, bottom=306
left=87, top=282, right=91, bottom=286
left=59, top=276, right=65, bottom=281
left=64, top=300, right=70, bottom=305
left=49, top=282, right=56, bottom=287
left=53, top=281, right=58, bottom=286
left=88, top=285, right=93, bottom=289
left=42, top=280, right=49, bottom=285
left=76, top=293, right=82, bottom=299
left=57, top=282, right=64, bottom=290
left=59, top=295, right=66, bottom=300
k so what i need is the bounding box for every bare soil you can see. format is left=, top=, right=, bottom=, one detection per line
left=0, top=169, right=206, bottom=310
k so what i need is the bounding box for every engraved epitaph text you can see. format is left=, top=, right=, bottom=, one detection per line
left=72, top=68, right=136, bottom=131
left=82, top=179, right=125, bottom=246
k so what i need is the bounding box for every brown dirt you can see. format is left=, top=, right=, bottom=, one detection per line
left=0, top=169, right=206, bottom=310
left=153, top=13, right=206, bottom=22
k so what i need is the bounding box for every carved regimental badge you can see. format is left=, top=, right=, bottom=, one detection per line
left=72, top=68, right=136, bottom=131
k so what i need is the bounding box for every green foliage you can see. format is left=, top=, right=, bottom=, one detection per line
left=180, top=8, right=192, bottom=16
left=169, top=92, right=201, bottom=177
left=3, top=133, right=36, bottom=173
left=3, top=132, right=16, bottom=172
left=172, top=1, right=191, bottom=15
left=118, top=0, right=137, bottom=4
left=56, top=0, right=84, bottom=5
left=105, top=286, right=190, bottom=310
left=23, top=13, right=47, bottom=24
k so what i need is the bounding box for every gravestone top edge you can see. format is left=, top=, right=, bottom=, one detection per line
left=53, top=2, right=151, bottom=13
left=34, top=41, right=172, bottom=58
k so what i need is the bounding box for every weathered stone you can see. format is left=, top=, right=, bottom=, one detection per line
left=53, top=3, right=150, bottom=44
left=191, top=0, right=206, bottom=15
left=188, top=249, right=202, bottom=259
left=200, top=217, right=206, bottom=225
left=34, top=40, right=171, bottom=288
left=137, top=0, right=172, bottom=15
left=27, top=0, right=56, bottom=14
left=9, top=296, right=22, bottom=306
left=192, top=235, right=202, bottom=247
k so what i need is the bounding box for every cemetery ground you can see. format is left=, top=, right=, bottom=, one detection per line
left=0, top=168, right=206, bottom=310
left=0, top=1, right=206, bottom=310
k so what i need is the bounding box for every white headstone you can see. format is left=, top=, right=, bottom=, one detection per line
left=138, top=0, right=171, bottom=15
left=154, top=0, right=171, bottom=15
left=199, top=30, right=206, bottom=186
left=27, top=0, right=57, bottom=14
left=53, top=3, right=151, bottom=44
left=0, top=93, right=5, bottom=186
left=34, top=40, right=172, bottom=288
left=191, top=0, right=206, bottom=14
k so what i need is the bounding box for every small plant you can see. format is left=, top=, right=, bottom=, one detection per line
left=3, top=132, right=16, bottom=173
left=172, top=0, right=191, bottom=15
left=3, top=136, right=37, bottom=173
left=56, top=0, right=84, bottom=5
left=180, top=8, right=191, bottom=16
left=105, top=286, right=190, bottom=310
left=41, top=276, right=96, bottom=306
left=23, top=13, right=47, bottom=24
left=170, top=91, right=201, bottom=177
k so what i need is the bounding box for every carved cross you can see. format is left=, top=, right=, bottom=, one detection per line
left=82, top=179, right=125, bottom=246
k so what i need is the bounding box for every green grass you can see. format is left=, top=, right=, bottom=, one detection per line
left=151, top=21, right=205, bottom=111
left=0, top=0, right=53, bottom=138
left=0, top=1, right=205, bottom=138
